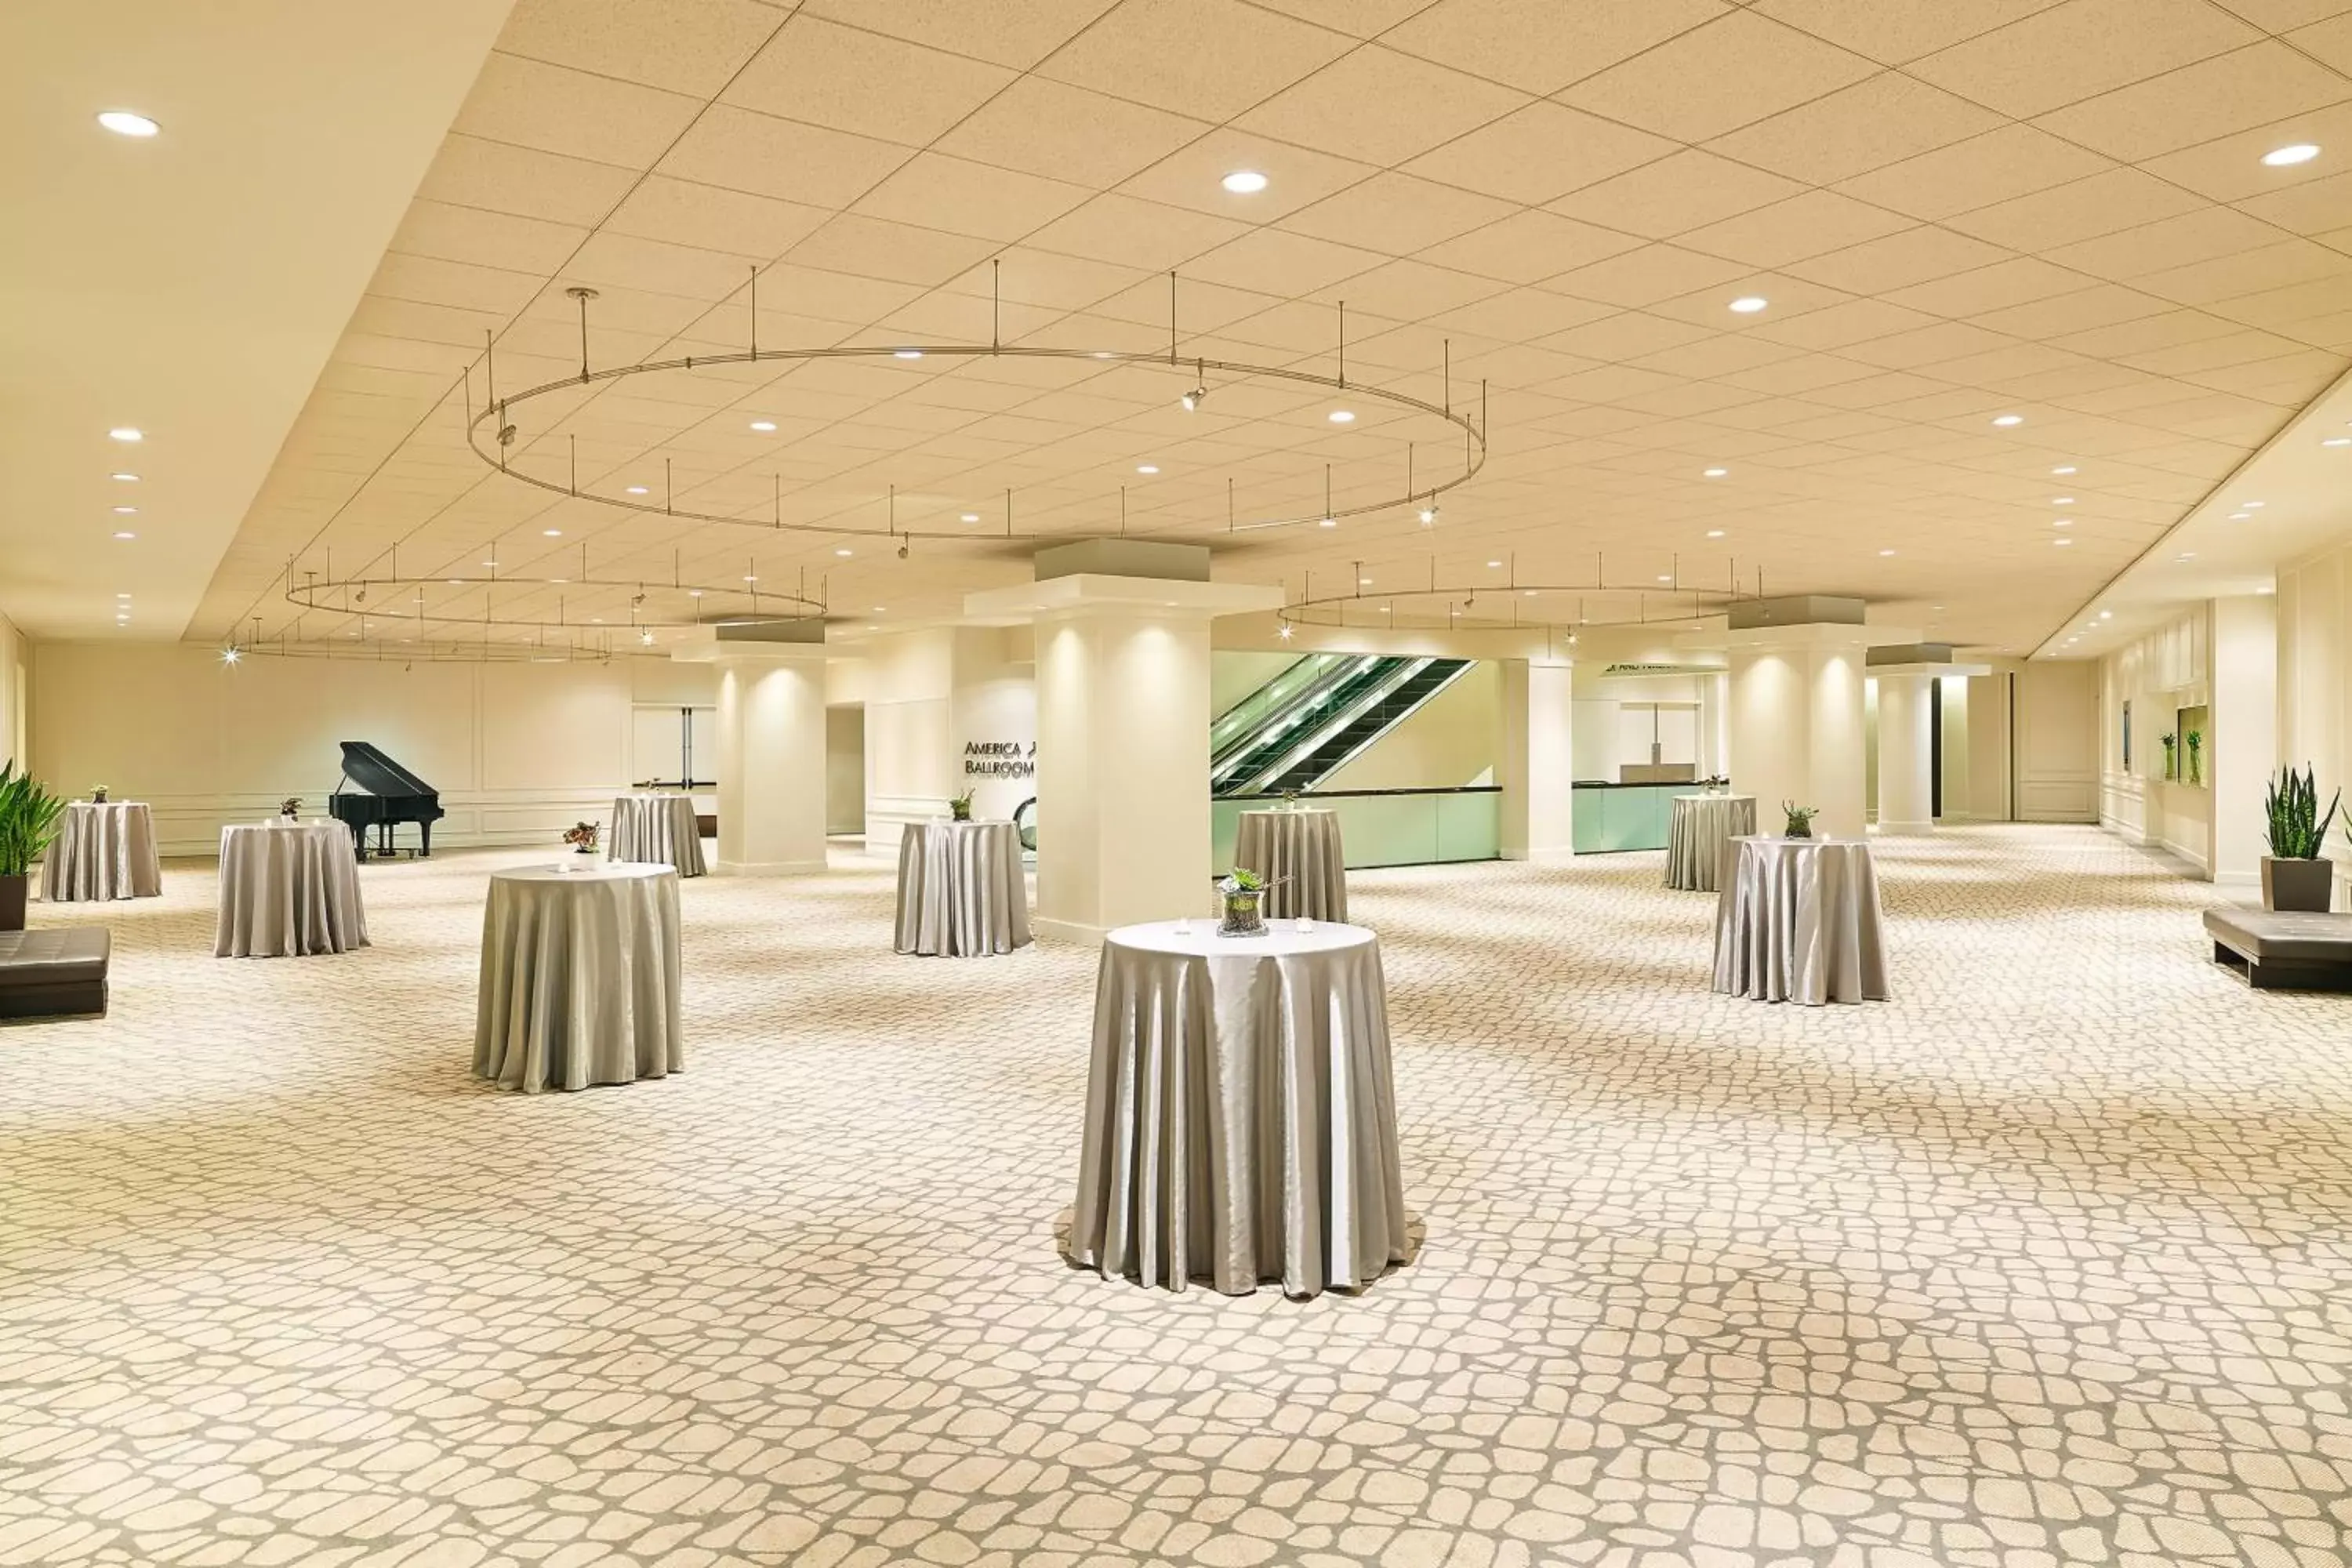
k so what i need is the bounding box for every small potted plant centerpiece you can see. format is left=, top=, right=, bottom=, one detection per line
left=2262, top=764, right=2339, bottom=912
left=563, top=819, right=601, bottom=855
left=2160, top=731, right=2177, bottom=781
left=0, top=762, right=68, bottom=932
left=1780, top=800, right=1820, bottom=839
left=2186, top=728, right=2203, bottom=786
left=948, top=789, right=975, bottom=822
left=279, top=796, right=302, bottom=820
left=89, top=783, right=108, bottom=804
left=1215, top=867, right=1276, bottom=936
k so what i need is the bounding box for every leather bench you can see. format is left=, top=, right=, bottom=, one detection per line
left=0, top=928, right=111, bottom=1020
left=2203, top=908, right=2352, bottom=991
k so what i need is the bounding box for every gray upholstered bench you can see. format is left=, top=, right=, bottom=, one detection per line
left=2204, top=908, right=2352, bottom=990
left=0, top=928, right=111, bottom=1019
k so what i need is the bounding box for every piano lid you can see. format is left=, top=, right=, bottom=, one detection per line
left=337, top=740, right=437, bottom=798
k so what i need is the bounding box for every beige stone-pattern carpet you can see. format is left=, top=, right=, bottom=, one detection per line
left=2, top=826, right=2349, bottom=1568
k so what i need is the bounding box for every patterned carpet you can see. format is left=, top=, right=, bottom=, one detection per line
left=2, top=826, right=2348, bottom=1568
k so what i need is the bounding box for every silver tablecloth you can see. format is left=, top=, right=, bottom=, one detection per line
left=1235, top=808, right=1348, bottom=922
left=474, top=863, right=683, bottom=1093
left=1069, top=920, right=1409, bottom=1298
left=1711, top=836, right=1887, bottom=1004
left=608, top=793, right=706, bottom=877
left=895, top=820, right=1030, bottom=956
left=1665, top=793, right=1757, bottom=892
left=215, top=822, right=369, bottom=958
left=45, top=800, right=162, bottom=902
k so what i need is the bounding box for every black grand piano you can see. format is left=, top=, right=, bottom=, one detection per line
left=329, top=741, right=446, bottom=859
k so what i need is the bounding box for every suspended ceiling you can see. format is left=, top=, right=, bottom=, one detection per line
left=21, top=0, right=2352, bottom=657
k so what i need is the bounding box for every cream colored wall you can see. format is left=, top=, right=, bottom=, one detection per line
left=28, top=642, right=713, bottom=855
left=2014, top=659, right=2100, bottom=824
left=1319, top=660, right=1498, bottom=792
left=1212, top=652, right=1301, bottom=719
left=2278, top=544, right=2352, bottom=896
left=826, top=706, right=866, bottom=836
left=2098, top=607, right=2223, bottom=871
left=0, top=613, right=26, bottom=768
left=848, top=626, right=1035, bottom=852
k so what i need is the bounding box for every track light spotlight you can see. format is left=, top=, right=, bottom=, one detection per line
left=1418, top=500, right=1439, bottom=525
left=1181, top=385, right=1206, bottom=412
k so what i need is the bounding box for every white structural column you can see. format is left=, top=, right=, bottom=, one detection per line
left=1499, top=656, right=1575, bottom=861
left=1726, top=623, right=1874, bottom=840
left=1875, top=673, right=1937, bottom=835
left=676, top=640, right=829, bottom=875
left=968, top=561, right=1282, bottom=943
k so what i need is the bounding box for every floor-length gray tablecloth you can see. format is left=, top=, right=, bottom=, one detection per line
left=895, top=820, right=1030, bottom=956
left=1235, top=807, right=1348, bottom=922
left=474, top=863, right=682, bottom=1093
left=608, top=793, right=706, bottom=877
left=1665, top=793, right=1757, bottom=892
left=1711, top=836, right=1887, bottom=1004
left=215, top=822, right=369, bottom=958
left=45, top=800, right=162, bottom=902
left=1068, top=920, right=1410, bottom=1298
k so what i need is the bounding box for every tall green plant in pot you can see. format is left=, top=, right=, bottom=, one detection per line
left=0, top=761, right=68, bottom=931
left=2262, top=764, right=2339, bottom=912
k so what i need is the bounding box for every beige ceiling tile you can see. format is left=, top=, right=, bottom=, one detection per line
left=1646, top=274, right=1859, bottom=328
left=1841, top=321, right=2017, bottom=368
left=1300, top=260, right=1512, bottom=321
left=1555, top=10, right=1877, bottom=142
left=2289, top=11, right=2352, bottom=69
left=1403, top=103, right=1675, bottom=207
left=786, top=214, right=1000, bottom=288
left=367, top=253, right=545, bottom=318
left=1116, top=129, right=1378, bottom=221
left=1608, top=380, right=1769, bottom=418
left=413, top=135, right=642, bottom=230
left=1915, top=343, right=2092, bottom=387
left=1883, top=256, right=2089, bottom=318
left=1280, top=173, right=1518, bottom=256
left=1448, top=344, right=1603, bottom=389
left=1545, top=245, right=1750, bottom=308
left=1421, top=209, right=1646, bottom=285
left=1971, top=284, right=2175, bottom=339
left=1091, top=273, right=1286, bottom=335
left=1427, top=289, right=1619, bottom=341
left=1548, top=151, right=1809, bottom=241
left=720, top=16, right=1016, bottom=144
left=1908, top=0, right=2260, bottom=119
left=2119, top=326, right=2314, bottom=374
left=1246, top=0, right=1431, bottom=35
left=2203, top=273, right=2352, bottom=335
left=1037, top=0, right=1348, bottom=118
left=390, top=200, right=590, bottom=276
left=1183, top=227, right=1388, bottom=296
left=453, top=53, right=702, bottom=171
left=1236, top=45, right=1533, bottom=166
left=1743, top=297, right=1943, bottom=349
left=2134, top=238, right=2352, bottom=304
left=1784, top=227, right=2013, bottom=295
left=1716, top=351, right=1881, bottom=394
left=2033, top=42, right=2350, bottom=162
left=2051, top=307, right=2246, bottom=358
left=1706, top=74, right=2005, bottom=186
left=942, top=247, right=1147, bottom=310
left=1381, top=0, right=1731, bottom=95
left=1833, top=125, right=2112, bottom=222
left=562, top=233, right=768, bottom=303
left=2184, top=350, right=2341, bottom=401
left=1676, top=191, right=1915, bottom=269
left=659, top=105, right=916, bottom=208
left=1540, top=312, right=1718, bottom=362
left=1630, top=334, right=1805, bottom=379
left=604, top=176, right=829, bottom=259
left=1751, top=0, right=2066, bottom=64
left=1943, top=166, right=2207, bottom=252
left=2134, top=100, right=2352, bottom=201
left=2234, top=169, right=2352, bottom=235
left=1983, top=361, right=2154, bottom=402
left=495, top=0, right=782, bottom=95
left=1026, top=194, right=1250, bottom=272
left=852, top=153, right=1094, bottom=241
left=934, top=76, right=1211, bottom=187
left=2238, top=1, right=2352, bottom=27
left=801, top=0, right=1120, bottom=70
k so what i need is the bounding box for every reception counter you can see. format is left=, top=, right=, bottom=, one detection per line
left=1572, top=781, right=1687, bottom=854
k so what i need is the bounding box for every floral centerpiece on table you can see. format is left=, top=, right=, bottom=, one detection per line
left=2160, top=731, right=2177, bottom=781
left=1780, top=800, right=1819, bottom=839
left=562, top=819, right=601, bottom=855
left=1215, top=867, right=1280, bottom=937
left=89, top=784, right=109, bottom=804
left=279, top=796, right=302, bottom=819
left=2186, top=728, right=2204, bottom=786
left=948, top=789, right=975, bottom=822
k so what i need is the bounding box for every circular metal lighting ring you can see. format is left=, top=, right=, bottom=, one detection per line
left=281, top=573, right=822, bottom=632
left=465, top=343, right=1487, bottom=543
left=1283, top=579, right=1748, bottom=632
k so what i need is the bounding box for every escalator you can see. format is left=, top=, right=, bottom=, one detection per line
left=1211, top=653, right=1473, bottom=797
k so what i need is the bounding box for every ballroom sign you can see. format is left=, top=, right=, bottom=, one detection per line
left=963, top=740, right=1035, bottom=781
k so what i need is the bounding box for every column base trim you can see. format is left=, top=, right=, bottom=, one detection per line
left=1500, top=847, right=1578, bottom=864
left=714, top=858, right=829, bottom=877
left=1875, top=819, right=1935, bottom=836
left=1033, top=916, right=1110, bottom=946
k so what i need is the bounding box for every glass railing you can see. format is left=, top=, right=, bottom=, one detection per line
left=1211, top=654, right=1354, bottom=759
left=1213, top=656, right=1412, bottom=794
left=1211, top=786, right=1501, bottom=872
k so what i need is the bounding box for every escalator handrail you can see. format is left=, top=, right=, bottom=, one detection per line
left=1222, top=656, right=1441, bottom=795
left=1211, top=655, right=1402, bottom=785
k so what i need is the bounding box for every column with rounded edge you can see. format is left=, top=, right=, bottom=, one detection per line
left=1726, top=604, right=1888, bottom=842
left=1875, top=672, right=1936, bottom=834
left=1499, top=655, right=1574, bottom=861
left=675, top=636, right=829, bottom=876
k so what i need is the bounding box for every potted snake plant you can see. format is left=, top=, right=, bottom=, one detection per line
left=0, top=761, right=69, bottom=932
left=2263, top=765, right=2339, bottom=912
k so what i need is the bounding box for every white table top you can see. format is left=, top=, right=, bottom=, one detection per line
left=495, top=862, right=676, bottom=885
left=1107, top=917, right=1373, bottom=959
left=1675, top=791, right=1755, bottom=803
left=1729, top=833, right=1869, bottom=850
left=225, top=818, right=340, bottom=834
left=1238, top=804, right=1337, bottom=817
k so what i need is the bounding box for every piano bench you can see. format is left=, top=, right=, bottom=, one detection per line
left=0, top=927, right=111, bottom=1021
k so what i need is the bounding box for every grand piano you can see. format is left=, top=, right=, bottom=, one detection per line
left=328, top=741, right=446, bottom=859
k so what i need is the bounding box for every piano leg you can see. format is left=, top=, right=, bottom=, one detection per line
left=346, top=819, right=365, bottom=858
left=419, top=820, right=434, bottom=858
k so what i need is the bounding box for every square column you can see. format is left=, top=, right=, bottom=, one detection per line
left=1499, top=656, right=1574, bottom=861
left=1727, top=625, right=1873, bottom=840
left=675, top=640, right=829, bottom=876
left=1875, top=672, right=1937, bottom=835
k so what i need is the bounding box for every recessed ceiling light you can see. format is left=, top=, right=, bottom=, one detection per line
left=2053, top=519, right=2071, bottom=528
left=1991, top=414, right=2024, bottom=426
left=743, top=575, right=758, bottom=582
left=1728, top=296, right=1768, bottom=314
left=109, top=426, right=142, bottom=442
left=2229, top=512, right=2250, bottom=520
left=2263, top=143, right=2321, bottom=166
left=2052, top=496, right=2074, bottom=505
left=1656, top=573, right=1672, bottom=582
left=1359, top=576, right=1372, bottom=585
left=835, top=547, right=853, bottom=557
left=2053, top=465, right=2076, bottom=475
left=482, top=560, right=498, bottom=567
left=97, top=110, right=158, bottom=138
left=2244, top=499, right=2265, bottom=508
left=2054, top=538, right=2072, bottom=546
left=1221, top=170, right=1269, bottom=194
left=626, top=485, right=648, bottom=495
left=110, top=472, right=138, bottom=482
left=960, top=513, right=979, bottom=522
left=2176, top=552, right=2196, bottom=561
left=2099, top=610, right=2112, bottom=619
left=112, top=531, right=135, bottom=540
left=1702, top=466, right=1728, bottom=478
left=543, top=528, right=561, bottom=537
left=894, top=349, right=923, bottom=360
left=446, top=579, right=463, bottom=586
left=115, top=592, right=130, bottom=599
left=749, top=419, right=776, bottom=432
left=688, top=590, right=703, bottom=598
left=1705, top=528, right=1725, bottom=539
left=1878, top=548, right=1896, bottom=557
left=1137, top=464, right=1159, bottom=474
left=1328, top=410, right=1355, bottom=423
left=2325, top=437, right=2350, bottom=448
left=111, top=506, right=136, bottom=514
left=873, top=605, right=886, bottom=612
left=1317, top=517, right=1337, bottom=528
left=1486, top=560, right=1501, bottom=568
